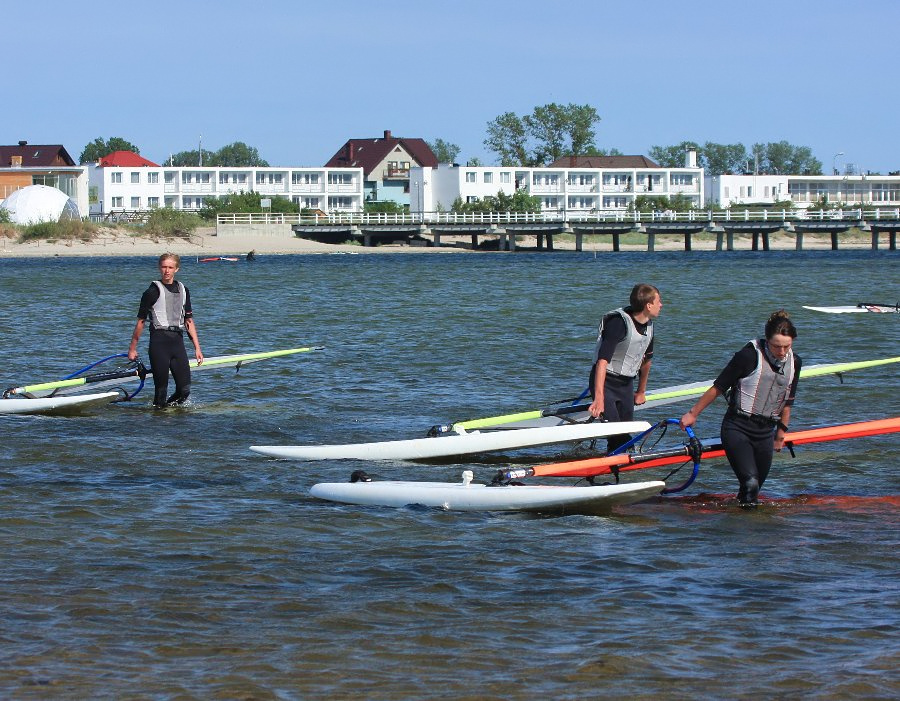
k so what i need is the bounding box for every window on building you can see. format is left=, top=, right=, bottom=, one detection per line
left=484, top=172, right=493, bottom=184
left=111, top=172, right=122, bottom=183
left=466, top=195, right=479, bottom=203
left=130, top=197, right=140, bottom=208
left=328, top=196, right=353, bottom=209
left=165, top=172, right=176, bottom=183
left=147, top=172, right=159, bottom=184
left=111, top=197, right=123, bottom=208
left=131, top=172, right=140, bottom=184
left=304, top=197, right=320, bottom=209
left=500, top=172, right=511, bottom=184
left=465, top=172, right=476, bottom=183
left=148, top=197, right=159, bottom=208
left=328, top=173, right=353, bottom=186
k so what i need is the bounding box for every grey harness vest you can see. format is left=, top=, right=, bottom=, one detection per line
left=593, top=308, right=653, bottom=378
left=149, top=280, right=186, bottom=330
left=730, top=339, right=795, bottom=419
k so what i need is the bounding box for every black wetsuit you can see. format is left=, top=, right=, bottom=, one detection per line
left=713, top=343, right=802, bottom=504
left=588, top=310, right=654, bottom=452
left=137, top=282, right=194, bottom=407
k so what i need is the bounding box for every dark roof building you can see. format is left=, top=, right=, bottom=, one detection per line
left=0, top=141, right=76, bottom=168
left=325, top=130, right=438, bottom=204
left=549, top=155, right=661, bottom=169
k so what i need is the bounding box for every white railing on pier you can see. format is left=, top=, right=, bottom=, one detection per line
left=217, top=208, right=900, bottom=228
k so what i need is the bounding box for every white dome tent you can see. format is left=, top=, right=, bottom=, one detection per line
left=0, top=184, right=81, bottom=225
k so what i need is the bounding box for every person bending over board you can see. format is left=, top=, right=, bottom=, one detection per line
left=127, top=252, right=204, bottom=408
left=680, top=310, right=801, bottom=506
left=588, top=283, right=662, bottom=452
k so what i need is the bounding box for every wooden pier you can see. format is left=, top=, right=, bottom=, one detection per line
left=216, top=209, right=900, bottom=252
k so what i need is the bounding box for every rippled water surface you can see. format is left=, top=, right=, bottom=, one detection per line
left=1, top=250, right=898, bottom=699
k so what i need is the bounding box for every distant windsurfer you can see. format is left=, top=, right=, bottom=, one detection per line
left=680, top=310, right=801, bottom=506
left=127, top=252, right=203, bottom=408
left=588, top=283, right=662, bottom=452
left=246, top=249, right=256, bottom=261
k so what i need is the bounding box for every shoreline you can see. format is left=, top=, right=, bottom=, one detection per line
left=0, top=227, right=889, bottom=258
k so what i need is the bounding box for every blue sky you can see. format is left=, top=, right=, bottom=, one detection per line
left=6, top=0, right=899, bottom=173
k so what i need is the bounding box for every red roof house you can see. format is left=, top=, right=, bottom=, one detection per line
left=98, top=151, right=160, bottom=167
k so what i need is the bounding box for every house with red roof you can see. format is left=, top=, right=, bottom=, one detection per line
left=325, top=129, right=438, bottom=207
left=98, top=151, right=160, bottom=168
left=0, top=140, right=88, bottom=215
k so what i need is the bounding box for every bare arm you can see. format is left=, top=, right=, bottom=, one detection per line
left=184, top=317, right=203, bottom=365
left=679, top=385, right=723, bottom=429
left=128, top=318, right=145, bottom=361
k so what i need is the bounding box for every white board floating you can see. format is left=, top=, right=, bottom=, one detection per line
left=250, top=420, right=652, bottom=461
left=0, top=391, right=120, bottom=416
left=310, top=473, right=666, bottom=513
left=803, top=304, right=899, bottom=314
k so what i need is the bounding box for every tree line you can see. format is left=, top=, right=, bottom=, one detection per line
left=79, top=138, right=268, bottom=167
left=80, top=107, right=824, bottom=177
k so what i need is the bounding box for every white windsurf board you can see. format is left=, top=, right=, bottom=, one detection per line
left=310, top=474, right=666, bottom=513
left=250, top=420, right=652, bottom=461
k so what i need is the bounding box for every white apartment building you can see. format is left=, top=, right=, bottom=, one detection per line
left=706, top=173, right=900, bottom=208
left=88, top=165, right=365, bottom=215
left=410, top=163, right=704, bottom=214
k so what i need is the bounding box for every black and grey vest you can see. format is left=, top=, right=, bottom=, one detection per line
left=593, top=308, right=653, bottom=378
left=149, top=280, right=186, bottom=330
left=730, top=339, right=795, bottom=419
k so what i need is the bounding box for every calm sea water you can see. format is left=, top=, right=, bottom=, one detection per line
left=0, top=250, right=898, bottom=699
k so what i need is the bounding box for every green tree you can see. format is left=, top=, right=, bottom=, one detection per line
left=365, top=200, right=406, bottom=214
left=753, top=141, right=822, bottom=175
left=484, top=104, right=601, bottom=166
left=214, top=142, right=269, bottom=167
left=169, top=149, right=216, bottom=167
left=648, top=141, right=700, bottom=168
left=484, top=112, right=530, bottom=166
left=702, top=142, right=748, bottom=175
left=168, top=142, right=269, bottom=167
left=427, top=138, right=461, bottom=164
left=199, top=192, right=299, bottom=220
left=451, top=189, right=541, bottom=214
left=79, top=137, right=141, bottom=164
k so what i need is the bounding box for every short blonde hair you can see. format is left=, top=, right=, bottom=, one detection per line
left=158, top=252, right=180, bottom=267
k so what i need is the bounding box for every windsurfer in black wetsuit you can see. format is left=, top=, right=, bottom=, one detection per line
left=128, top=252, right=203, bottom=408
left=680, top=310, right=801, bottom=506
left=588, top=283, right=662, bottom=452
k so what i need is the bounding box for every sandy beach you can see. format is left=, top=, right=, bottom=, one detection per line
left=0, top=226, right=885, bottom=258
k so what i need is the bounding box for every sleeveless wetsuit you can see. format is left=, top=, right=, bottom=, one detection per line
left=714, top=340, right=801, bottom=504
left=137, top=281, right=193, bottom=407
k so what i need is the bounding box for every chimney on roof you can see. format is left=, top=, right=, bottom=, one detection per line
left=685, top=148, right=698, bottom=168
left=18, top=140, right=27, bottom=147
left=384, top=130, right=392, bottom=140
left=348, top=143, right=355, bottom=160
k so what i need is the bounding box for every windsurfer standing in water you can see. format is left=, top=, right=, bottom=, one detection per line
left=588, top=283, right=662, bottom=452
left=128, top=252, right=203, bottom=408
left=680, top=310, right=801, bottom=506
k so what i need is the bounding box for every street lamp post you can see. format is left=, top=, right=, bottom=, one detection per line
left=833, top=152, right=844, bottom=175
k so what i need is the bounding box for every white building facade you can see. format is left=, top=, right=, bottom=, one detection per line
left=706, top=173, right=900, bottom=208
left=410, top=163, right=704, bottom=215
left=88, top=165, right=365, bottom=215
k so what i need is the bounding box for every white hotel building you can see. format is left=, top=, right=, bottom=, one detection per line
left=88, top=164, right=365, bottom=215
left=410, top=155, right=704, bottom=215
left=706, top=173, right=900, bottom=208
